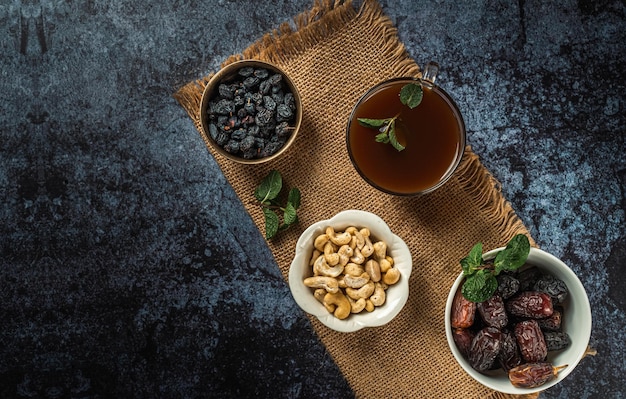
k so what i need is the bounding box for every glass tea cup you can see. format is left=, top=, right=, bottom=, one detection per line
left=346, top=62, right=466, bottom=196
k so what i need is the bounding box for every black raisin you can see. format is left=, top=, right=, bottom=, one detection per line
left=533, top=274, right=568, bottom=304
left=263, top=96, right=277, bottom=111
left=275, top=121, right=292, bottom=140
left=208, top=123, right=219, bottom=141
left=276, top=103, right=294, bottom=122
left=544, top=331, right=571, bottom=351
left=238, top=67, right=254, bottom=77
left=496, top=274, right=520, bottom=299
left=214, top=99, right=235, bottom=115
left=243, top=76, right=260, bottom=89
left=231, top=128, right=246, bottom=141
left=240, top=135, right=256, bottom=152
left=259, top=80, right=272, bottom=95
left=215, top=131, right=229, bottom=146
left=259, top=140, right=284, bottom=158
left=223, top=140, right=240, bottom=154
left=254, top=68, right=269, bottom=79
left=284, top=92, right=296, bottom=110
left=255, top=108, right=274, bottom=126
left=218, top=83, right=236, bottom=99
left=268, top=73, right=282, bottom=86
left=517, top=267, right=542, bottom=291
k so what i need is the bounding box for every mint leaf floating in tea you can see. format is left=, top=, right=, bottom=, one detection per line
left=254, top=170, right=302, bottom=239
left=357, top=82, right=423, bottom=151
left=460, top=234, right=530, bottom=302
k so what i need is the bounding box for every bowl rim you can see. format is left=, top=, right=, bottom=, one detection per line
left=199, top=59, right=303, bottom=164
left=288, top=209, right=412, bottom=332
left=444, top=246, right=592, bottom=394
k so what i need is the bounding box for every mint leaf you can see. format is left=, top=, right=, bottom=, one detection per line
left=283, top=202, right=298, bottom=226
left=254, top=170, right=282, bottom=202
left=375, top=132, right=390, bottom=143
left=357, top=118, right=389, bottom=128
left=461, top=242, right=484, bottom=275
left=494, top=234, right=530, bottom=274
left=462, top=270, right=498, bottom=302
left=388, top=124, right=405, bottom=151
left=263, top=207, right=279, bottom=239
left=399, top=83, right=423, bottom=109
left=287, top=187, right=301, bottom=209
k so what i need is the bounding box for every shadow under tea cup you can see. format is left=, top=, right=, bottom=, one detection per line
left=346, top=62, right=466, bottom=196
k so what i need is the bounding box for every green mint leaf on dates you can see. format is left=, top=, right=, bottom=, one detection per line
left=462, top=269, right=498, bottom=303
left=399, top=82, right=423, bottom=109
left=459, top=234, right=531, bottom=302
left=255, top=170, right=301, bottom=239
left=461, top=242, right=483, bottom=276
left=494, top=234, right=530, bottom=274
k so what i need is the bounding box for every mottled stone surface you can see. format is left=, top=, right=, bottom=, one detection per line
left=0, top=1, right=623, bottom=398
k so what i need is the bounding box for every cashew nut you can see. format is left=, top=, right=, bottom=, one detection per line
left=309, top=249, right=322, bottom=267
left=313, top=288, right=326, bottom=303
left=365, top=259, right=381, bottom=282
left=348, top=297, right=367, bottom=314
left=343, top=272, right=370, bottom=288
left=314, top=234, right=329, bottom=252
left=325, top=226, right=352, bottom=246
left=344, top=262, right=365, bottom=277
left=350, top=248, right=365, bottom=264
left=305, top=226, right=397, bottom=319
left=314, top=255, right=344, bottom=278
left=337, top=245, right=353, bottom=266
left=361, top=235, right=374, bottom=258
left=323, top=242, right=340, bottom=266
left=324, top=291, right=351, bottom=320
left=380, top=258, right=392, bottom=273
left=373, top=241, right=387, bottom=260
left=346, top=281, right=375, bottom=300
left=383, top=267, right=401, bottom=285
left=370, top=282, right=386, bottom=306
left=304, top=276, right=339, bottom=293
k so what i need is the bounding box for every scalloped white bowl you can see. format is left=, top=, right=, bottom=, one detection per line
left=288, top=210, right=412, bottom=332
left=444, top=247, right=592, bottom=394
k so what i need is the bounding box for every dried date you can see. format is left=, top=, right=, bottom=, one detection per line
left=537, top=307, right=563, bottom=331
left=477, top=292, right=508, bottom=329
left=506, top=291, right=553, bottom=319
left=452, top=328, right=474, bottom=358
left=515, top=320, right=548, bottom=362
left=469, top=327, right=502, bottom=372
left=508, top=362, right=567, bottom=388
left=451, top=287, right=476, bottom=329
left=498, top=329, right=522, bottom=372
left=517, top=266, right=541, bottom=291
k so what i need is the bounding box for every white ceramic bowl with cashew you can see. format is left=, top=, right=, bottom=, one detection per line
left=288, top=210, right=412, bottom=332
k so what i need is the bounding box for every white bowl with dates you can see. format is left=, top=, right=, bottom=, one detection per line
left=444, top=246, right=592, bottom=394
left=288, top=210, right=412, bottom=332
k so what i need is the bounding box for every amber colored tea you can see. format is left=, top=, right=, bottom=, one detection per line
left=347, top=80, right=465, bottom=195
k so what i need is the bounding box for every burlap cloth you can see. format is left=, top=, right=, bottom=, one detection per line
left=174, top=1, right=540, bottom=398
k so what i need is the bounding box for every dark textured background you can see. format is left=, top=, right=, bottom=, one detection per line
left=1, top=1, right=624, bottom=398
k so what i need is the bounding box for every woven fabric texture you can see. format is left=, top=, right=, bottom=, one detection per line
left=174, top=1, right=538, bottom=398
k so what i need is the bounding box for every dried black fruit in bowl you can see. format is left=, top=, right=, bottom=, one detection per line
left=201, top=61, right=300, bottom=162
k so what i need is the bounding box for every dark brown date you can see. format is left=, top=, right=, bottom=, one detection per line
left=508, top=362, right=566, bottom=388
left=537, top=307, right=563, bottom=331
left=451, top=287, right=476, bottom=329
left=469, top=327, right=502, bottom=372
left=477, top=292, right=508, bottom=329
left=506, top=291, right=553, bottom=319
left=515, top=320, right=548, bottom=362
left=452, top=328, right=474, bottom=358
left=498, top=329, right=522, bottom=372
left=533, top=273, right=569, bottom=304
